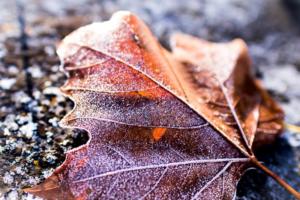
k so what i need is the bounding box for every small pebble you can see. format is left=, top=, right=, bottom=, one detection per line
left=0, top=78, right=16, bottom=90
left=3, top=172, right=14, bottom=184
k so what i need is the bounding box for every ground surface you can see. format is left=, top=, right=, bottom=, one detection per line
left=0, top=0, right=299, bottom=199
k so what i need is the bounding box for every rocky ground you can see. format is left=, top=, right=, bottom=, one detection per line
left=0, top=0, right=299, bottom=199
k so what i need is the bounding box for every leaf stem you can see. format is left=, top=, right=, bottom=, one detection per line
left=285, top=123, right=300, bottom=134
left=250, top=157, right=300, bottom=199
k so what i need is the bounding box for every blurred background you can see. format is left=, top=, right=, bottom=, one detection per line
left=0, top=0, right=299, bottom=199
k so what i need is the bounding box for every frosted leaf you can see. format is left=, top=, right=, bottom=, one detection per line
left=25, top=11, right=285, bottom=200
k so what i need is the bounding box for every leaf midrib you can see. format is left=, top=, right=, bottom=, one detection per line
left=73, top=157, right=249, bottom=183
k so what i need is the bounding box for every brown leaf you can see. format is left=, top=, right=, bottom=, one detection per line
left=25, top=11, right=299, bottom=200
left=170, top=33, right=284, bottom=149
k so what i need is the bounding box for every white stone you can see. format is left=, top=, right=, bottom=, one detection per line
left=28, top=66, right=43, bottom=78
left=0, top=78, right=16, bottom=90
left=7, top=190, right=18, bottom=200
left=43, top=87, right=61, bottom=96
left=20, top=122, right=37, bottom=139
left=8, top=65, right=19, bottom=74
left=3, top=172, right=13, bottom=184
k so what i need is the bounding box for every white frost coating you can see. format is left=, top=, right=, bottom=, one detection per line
left=57, top=12, right=124, bottom=60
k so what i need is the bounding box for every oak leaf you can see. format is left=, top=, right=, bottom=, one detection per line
left=24, top=11, right=299, bottom=199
